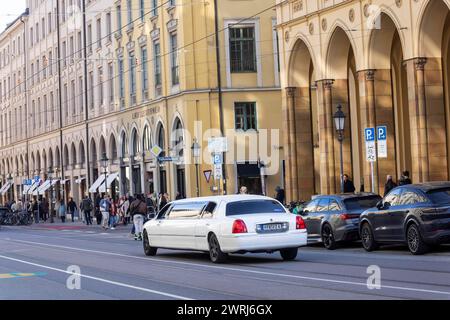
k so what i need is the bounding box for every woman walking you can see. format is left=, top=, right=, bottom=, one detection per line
left=59, top=198, right=67, bottom=223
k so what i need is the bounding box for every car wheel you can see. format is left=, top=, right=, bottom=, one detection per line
left=321, top=224, right=337, bottom=250
left=361, top=223, right=378, bottom=252
left=280, top=248, right=298, bottom=261
left=208, top=234, right=228, bottom=263
left=407, top=223, right=429, bottom=255
left=143, top=231, right=158, bottom=256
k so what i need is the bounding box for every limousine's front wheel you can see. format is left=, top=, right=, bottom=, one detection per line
left=208, top=234, right=228, bottom=263
left=143, top=231, right=158, bottom=256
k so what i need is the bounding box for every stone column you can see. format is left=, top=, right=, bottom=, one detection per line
left=359, top=70, right=379, bottom=193
left=317, top=80, right=336, bottom=195
left=284, top=87, right=299, bottom=201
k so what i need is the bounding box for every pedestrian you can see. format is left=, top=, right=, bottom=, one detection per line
left=99, top=194, right=111, bottom=230
left=175, top=191, right=183, bottom=200
left=59, top=198, right=67, bottom=223
left=32, top=198, right=39, bottom=224
left=239, top=186, right=248, bottom=194
left=109, top=196, right=117, bottom=230
left=130, top=194, right=147, bottom=241
left=384, top=175, right=397, bottom=196
left=399, top=170, right=412, bottom=186
left=41, top=198, right=49, bottom=222
left=67, top=197, right=77, bottom=222
left=80, top=194, right=93, bottom=225
left=123, top=196, right=131, bottom=225
left=158, top=193, right=168, bottom=211
left=95, top=194, right=102, bottom=225
left=275, top=186, right=285, bottom=204
left=343, top=174, right=356, bottom=193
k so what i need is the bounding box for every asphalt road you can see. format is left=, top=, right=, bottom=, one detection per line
left=1, top=223, right=450, bottom=300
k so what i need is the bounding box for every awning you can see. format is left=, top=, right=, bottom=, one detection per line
left=98, top=173, right=119, bottom=193
left=0, top=183, right=11, bottom=195
left=237, top=163, right=261, bottom=178
left=89, top=175, right=106, bottom=193
left=28, top=182, right=40, bottom=195
left=75, top=177, right=86, bottom=184
left=34, top=180, right=59, bottom=195
left=22, top=184, right=32, bottom=195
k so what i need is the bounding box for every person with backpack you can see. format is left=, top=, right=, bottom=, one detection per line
left=99, top=195, right=111, bottom=230
left=130, top=194, right=147, bottom=241
left=80, top=195, right=93, bottom=225
left=59, top=198, right=67, bottom=223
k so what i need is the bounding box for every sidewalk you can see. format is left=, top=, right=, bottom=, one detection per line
left=28, top=219, right=132, bottom=233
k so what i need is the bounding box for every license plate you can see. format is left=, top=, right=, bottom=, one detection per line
left=256, top=222, right=289, bottom=234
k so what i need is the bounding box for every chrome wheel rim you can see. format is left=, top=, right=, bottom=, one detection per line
left=407, top=227, right=419, bottom=252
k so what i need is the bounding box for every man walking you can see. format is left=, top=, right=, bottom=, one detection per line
left=67, top=197, right=77, bottom=222
left=384, top=175, right=397, bottom=196
left=99, top=195, right=111, bottom=230
left=130, top=194, right=147, bottom=241
left=343, top=174, right=356, bottom=193
left=80, top=195, right=93, bottom=225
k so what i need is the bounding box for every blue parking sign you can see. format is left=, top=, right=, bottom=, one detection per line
left=365, top=128, right=375, bottom=142
left=377, top=126, right=387, bottom=141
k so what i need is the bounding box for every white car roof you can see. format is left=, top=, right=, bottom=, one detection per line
left=170, top=195, right=278, bottom=204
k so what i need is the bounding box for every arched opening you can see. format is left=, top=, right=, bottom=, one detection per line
left=287, top=38, right=318, bottom=200
left=109, top=134, right=117, bottom=160
left=63, top=145, right=69, bottom=171
left=71, top=143, right=77, bottom=167
left=48, top=148, right=54, bottom=169
left=172, top=118, right=186, bottom=198
left=78, top=141, right=85, bottom=165
left=326, top=26, right=362, bottom=193
left=120, top=131, right=130, bottom=196
left=42, top=151, right=47, bottom=174
left=142, top=125, right=154, bottom=195
left=90, top=138, right=98, bottom=182
left=99, top=136, right=106, bottom=158
left=131, top=128, right=142, bottom=194
left=55, top=147, right=61, bottom=169
left=36, top=151, right=41, bottom=175
left=120, top=131, right=128, bottom=158
left=156, top=123, right=167, bottom=194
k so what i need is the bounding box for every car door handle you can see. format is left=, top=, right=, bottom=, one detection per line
left=205, top=223, right=210, bottom=227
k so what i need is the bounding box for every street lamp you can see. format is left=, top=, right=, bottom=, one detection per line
left=333, top=104, right=346, bottom=193
left=191, top=139, right=201, bottom=197
left=100, top=152, right=109, bottom=195
left=7, top=173, right=13, bottom=203
left=48, top=167, right=54, bottom=223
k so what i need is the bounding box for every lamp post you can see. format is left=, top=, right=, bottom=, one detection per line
left=48, top=167, right=54, bottom=223
left=191, top=139, right=201, bottom=197
left=333, top=104, right=346, bottom=193
left=7, top=173, right=13, bottom=203
left=100, top=152, right=109, bottom=195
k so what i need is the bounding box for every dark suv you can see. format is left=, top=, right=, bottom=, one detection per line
left=360, top=182, right=450, bottom=255
left=299, top=193, right=381, bottom=249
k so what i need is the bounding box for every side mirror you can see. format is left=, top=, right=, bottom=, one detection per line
left=376, top=201, right=383, bottom=210
left=384, top=202, right=391, bottom=209
left=148, top=213, right=156, bottom=220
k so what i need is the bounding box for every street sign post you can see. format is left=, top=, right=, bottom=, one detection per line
left=377, top=126, right=387, bottom=158
left=365, top=128, right=376, bottom=193
left=203, top=170, right=212, bottom=183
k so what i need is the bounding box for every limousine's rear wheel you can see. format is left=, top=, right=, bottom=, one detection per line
left=407, top=224, right=429, bottom=255
left=143, top=231, right=158, bottom=256
left=280, top=248, right=298, bottom=261
left=361, top=223, right=378, bottom=252
left=208, top=234, right=228, bottom=263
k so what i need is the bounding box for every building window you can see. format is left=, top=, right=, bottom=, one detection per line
left=89, top=71, right=94, bottom=109
left=152, top=0, right=158, bottom=16
left=116, top=5, right=122, bottom=32
left=141, top=47, right=148, bottom=100
left=79, top=76, right=84, bottom=113
left=96, top=18, right=102, bottom=48
left=118, top=57, right=125, bottom=107
left=127, top=0, right=133, bottom=25
left=229, top=26, right=256, bottom=72
left=50, top=91, right=55, bottom=123
left=170, top=33, right=179, bottom=86
left=63, top=84, right=68, bottom=117
left=139, top=0, right=145, bottom=21
left=62, top=41, right=67, bottom=68
left=153, top=42, right=161, bottom=93
left=71, top=80, right=76, bottom=115
left=108, top=62, right=114, bottom=104
left=106, top=12, right=112, bottom=42
left=87, top=24, right=92, bottom=54
left=98, top=67, right=104, bottom=106
left=129, top=52, right=137, bottom=104
left=234, top=102, right=257, bottom=131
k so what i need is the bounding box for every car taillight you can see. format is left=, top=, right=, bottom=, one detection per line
left=296, top=216, right=306, bottom=230
left=232, top=219, right=248, bottom=234
left=340, top=213, right=351, bottom=220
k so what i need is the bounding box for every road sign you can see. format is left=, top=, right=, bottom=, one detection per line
left=364, top=128, right=376, bottom=162
left=203, top=170, right=212, bottom=183
left=208, top=137, right=228, bottom=153
left=34, top=176, right=41, bottom=183
left=377, top=126, right=387, bottom=158
left=150, top=145, right=163, bottom=158
left=213, top=153, right=223, bottom=165
left=214, top=164, right=222, bottom=180
left=158, top=156, right=178, bottom=163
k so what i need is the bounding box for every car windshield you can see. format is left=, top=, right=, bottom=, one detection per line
left=343, top=196, right=381, bottom=210
left=426, top=188, right=450, bottom=205
left=226, top=200, right=286, bottom=216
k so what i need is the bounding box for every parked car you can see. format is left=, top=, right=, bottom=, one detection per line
left=0, top=206, right=10, bottom=226
left=299, top=193, right=382, bottom=249
left=142, top=195, right=308, bottom=263
left=360, top=182, right=450, bottom=255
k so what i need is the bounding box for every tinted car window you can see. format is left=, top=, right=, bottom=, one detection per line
left=426, top=187, right=450, bottom=205
left=384, top=189, right=403, bottom=206
left=201, top=202, right=217, bottom=219
left=316, top=198, right=330, bottom=212
left=399, top=191, right=428, bottom=205
left=303, top=199, right=320, bottom=213
left=226, top=200, right=285, bottom=216
left=167, top=202, right=207, bottom=220
left=343, top=196, right=381, bottom=210
left=157, top=203, right=172, bottom=219
left=329, top=200, right=341, bottom=211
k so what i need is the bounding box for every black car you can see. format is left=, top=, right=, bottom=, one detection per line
left=0, top=206, right=10, bottom=226
left=360, top=182, right=450, bottom=255
left=299, top=193, right=381, bottom=249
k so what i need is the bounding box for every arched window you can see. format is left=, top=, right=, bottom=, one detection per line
left=143, top=125, right=152, bottom=151
left=110, top=134, right=118, bottom=160
left=71, top=143, right=77, bottom=166
left=121, top=131, right=128, bottom=157
left=79, top=141, right=85, bottom=164
left=157, top=124, right=165, bottom=157
left=99, top=136, right=106, bottom=157
left=172, top=118, right=184, bottom=158
left=90, top=139, right=97, bottom=165
left=132, top=129, right=140, bottom=156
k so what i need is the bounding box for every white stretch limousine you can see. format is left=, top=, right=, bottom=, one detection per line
left=142, top=195, right=308, bottom=263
